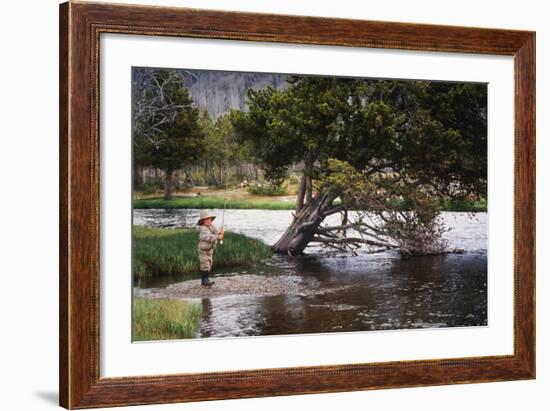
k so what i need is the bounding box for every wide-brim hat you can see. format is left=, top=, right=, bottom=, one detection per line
left=197, top=210, right=216, bottom=225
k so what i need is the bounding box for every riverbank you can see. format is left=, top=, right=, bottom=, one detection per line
left=134, top=195, right=487, bottom=212
left=134, top=195, right=295, bottom=210
left=133, top=226, right=272, bottom=281
left=135, top=274, right=355, bottom=300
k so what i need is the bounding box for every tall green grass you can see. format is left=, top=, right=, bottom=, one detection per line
left=441, top=197, right=487, bottom=212
left=134, top=196, right=295, bottom=210
left=133, top=226, right=273, bottom=280
left=134, top=195, right=486, bottom=212
left=132, top=297, right=202, bottom=341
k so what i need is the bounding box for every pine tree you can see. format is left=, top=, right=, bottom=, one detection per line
left=133, top=69, right=206, bottom=200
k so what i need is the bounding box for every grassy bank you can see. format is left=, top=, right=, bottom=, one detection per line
left=133, top=297, right=202, bottom=341
left=133, top=226, right=272, bottom=280
left=134, top=195, right=487, bottom=212
left=134, top=196, right=295, bottom=210
left=441, top=198, right=487, bottom=212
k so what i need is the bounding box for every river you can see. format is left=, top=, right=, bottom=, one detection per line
left=134, top=209, right=487, bottom=338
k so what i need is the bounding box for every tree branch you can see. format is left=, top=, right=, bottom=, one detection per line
left=315, top=223, right=359, bottom=233
left=311, top=236, right=398, bottom=249
left=297, top=219, right=320, bottom=233
left=322, top=204, right=346, bottom=217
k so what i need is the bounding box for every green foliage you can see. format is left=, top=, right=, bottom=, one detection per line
left=199, top=112, right=253, bottom=185
left=321, top=159, right=449, bottom=255
left=133, top=226, right=272, bottom=280
left=441, top=197, right=487, bottom=212
left=233, top=77, right=487, bottom=201
left=134, top=174, right=164, bottom=194
left=422, top=82, right=487, bottom=193
left=134, top=71, right=205, bottom=172
left=231, top=77, right=354, bottom=181
left=133, top=69, right=207, bottom=200
left=132, top=297, right=202, bottom=341
left=248, top=182, right=289, bottom=196
left=287, top=175, right=301, bottom=186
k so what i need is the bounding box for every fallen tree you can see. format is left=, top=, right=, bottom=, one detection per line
left=231, top=77, right=487, bottom=256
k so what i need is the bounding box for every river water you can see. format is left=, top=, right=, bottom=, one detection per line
left=134, top=209, right=487, bottom=338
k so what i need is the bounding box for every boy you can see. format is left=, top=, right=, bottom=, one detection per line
left=197, top=210, right=224, bottom=287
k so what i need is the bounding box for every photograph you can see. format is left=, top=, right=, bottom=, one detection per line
left=1, top=0, right=542, bottom=409
left=131, top=67, right=488, bottom=341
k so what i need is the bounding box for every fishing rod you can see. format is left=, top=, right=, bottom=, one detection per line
left=220, top=182, right=227, bottom=245
left=220, top=132, right=229, bottom=245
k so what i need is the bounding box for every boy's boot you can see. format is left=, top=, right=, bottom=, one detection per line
left=205, top=271, right=215, bottom=286
left=200, top=271, right=209, bottom=287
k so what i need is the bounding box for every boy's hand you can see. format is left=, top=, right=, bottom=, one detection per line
left=218, top=229, right=224, bottom=240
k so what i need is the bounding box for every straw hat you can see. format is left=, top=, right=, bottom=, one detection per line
left=197, top=210, right=216, bottom=225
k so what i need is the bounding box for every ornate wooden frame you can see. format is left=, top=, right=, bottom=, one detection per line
left=59, top=1, right=535, bottom=408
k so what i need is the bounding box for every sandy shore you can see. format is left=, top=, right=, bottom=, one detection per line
left=135, top=274, right=353, bottom=301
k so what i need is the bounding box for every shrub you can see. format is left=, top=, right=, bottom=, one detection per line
left=248, top=182, right=289, bottom=196
left=287, top=175, right=301, bottom=186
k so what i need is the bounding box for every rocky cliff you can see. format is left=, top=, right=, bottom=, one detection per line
left=178, top=69, right=289, bottom=118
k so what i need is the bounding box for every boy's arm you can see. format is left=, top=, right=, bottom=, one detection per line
left=199, top=227, right=218, bottom=243
left=217, top=226, right=224, bottom=239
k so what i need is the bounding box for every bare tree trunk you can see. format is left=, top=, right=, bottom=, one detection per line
left=272, top=191, right=338, bottom=255
left=164, top=170, right=173, bottom=200
left=305, top=175, right=312, bottom=205
left=295, top=174, right=307, bottom=212
left=133, top=166, right=143, bottom=188
left=140, top=167, right=146, bottom=185
left=185, top=172, right=194, bottom=187
left=304, top=153, right=313, bottom=205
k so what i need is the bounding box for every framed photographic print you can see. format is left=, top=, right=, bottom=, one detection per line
left=59, top=1, right=535, bottom=408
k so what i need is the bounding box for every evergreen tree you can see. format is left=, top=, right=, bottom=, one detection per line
left=133, top=69, right=206, bottom=200
left=232, top=77, right=487, bottom=255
